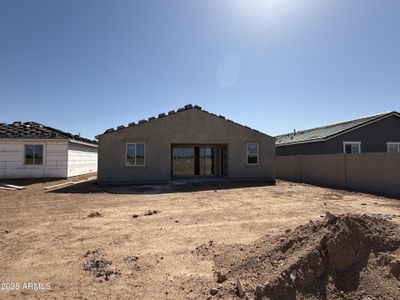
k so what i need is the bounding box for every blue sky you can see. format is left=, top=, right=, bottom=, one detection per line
left=0, top=0, right=399, bottom=139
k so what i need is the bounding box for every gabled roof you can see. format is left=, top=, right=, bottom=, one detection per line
left=97, top=104, right=271, bottom=138
left=0, top=121, right=97, bottom=146
left=276, top=111, right=400, bottom=146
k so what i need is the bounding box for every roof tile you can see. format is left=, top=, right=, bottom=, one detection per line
left=98, top=104, right=272, bottom=138
left=0, top=122, right=97, bottom=145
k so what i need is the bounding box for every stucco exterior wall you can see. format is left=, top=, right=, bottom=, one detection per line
left=98, top=109, right=275, bottom=184
left=276, top=142, right=326, bottom=156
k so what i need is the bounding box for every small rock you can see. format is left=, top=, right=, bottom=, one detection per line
left=361, top=203, right=367, bottom=206
left=285, top=228, right=291, bottom=233
left=83, top=249, right=98, bottom=257
left=4, top=230, right=10, bottom=233
left=323, top=211, right=337, bottom=223
left=144, top=210, right=153, bottom=216
left=175, top=220, right=179, bottom=223
left=123, top=255, right=139, bottom=263
left=132, top=214, right=139, bottom=218
left=236, top=278, right=245, bottom=298
left=389, top=260, right=400, bottom=278
left=87, top=211, right=101, bottom=218
left=216, top=271, right=227, bottom=283
left=210, top=287, right=219, bottom=295
left=290, top=269, right=297, bottom=281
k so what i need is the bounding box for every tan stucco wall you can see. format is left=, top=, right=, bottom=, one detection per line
left=98, top=109, right=275, bottom=184
left=277, top=153, right=400, bottom=197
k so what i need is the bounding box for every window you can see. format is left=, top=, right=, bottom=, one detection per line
left=126, top=143, right=145, bottom=166
left=246, top=143, right=258, bottom=165
left=343, top=142, right=361, bottom=154
left=387, top=142, right=400, bottom=153
left=24, top=144, right=43, bottom=165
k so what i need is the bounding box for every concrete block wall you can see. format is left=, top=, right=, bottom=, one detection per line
left=276, top=153, right=400, bottom=198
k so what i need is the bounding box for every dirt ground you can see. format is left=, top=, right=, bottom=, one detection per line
left=0, top=175, right=399, bottom=299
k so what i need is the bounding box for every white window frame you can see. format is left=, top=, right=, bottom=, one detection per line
left=246, top=142, right=259, bottom=166
left=125, top=142, right=146, bottom=167
left=24, top=144, right=44, bottom=166
left=387, top=142, right=400, bottom=153
left=343, top=141, right=361, bottom=154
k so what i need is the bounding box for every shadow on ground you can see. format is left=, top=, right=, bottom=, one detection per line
left=0, top=178, right=61, bottom=186
left=50, top=179, right=276, bottom=195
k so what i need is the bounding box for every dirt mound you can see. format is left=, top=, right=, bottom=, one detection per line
left=197, top=213, right=400, bottom=300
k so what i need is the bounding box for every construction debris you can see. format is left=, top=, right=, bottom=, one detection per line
left=0, top=183, right=26, bottom=191
left=44, top=176, right=96, bottom=191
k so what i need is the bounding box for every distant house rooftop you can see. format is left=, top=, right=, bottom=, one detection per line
left=0, top=121, right=97, bottom=146
left=276, top=111, right=400, bottom=146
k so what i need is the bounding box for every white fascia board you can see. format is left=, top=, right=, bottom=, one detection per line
left=69, top=139, right=98, bottom=148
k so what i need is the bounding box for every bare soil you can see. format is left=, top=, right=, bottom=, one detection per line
left=196, top=213, right=400, bottom=300
left=0, top=175, right=399, bottom=299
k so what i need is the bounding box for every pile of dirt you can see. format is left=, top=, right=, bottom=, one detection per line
left=197, top=213, right=400, bottom=299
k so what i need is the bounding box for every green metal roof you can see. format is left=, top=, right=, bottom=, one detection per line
left=276, top=111, right=399, bottom=146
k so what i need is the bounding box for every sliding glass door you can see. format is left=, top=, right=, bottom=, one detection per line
left=172, top=146, right=215, bottom=177
left=172, top=147, right=194, bottom=176
left=199, top=147, right=214, bottom=176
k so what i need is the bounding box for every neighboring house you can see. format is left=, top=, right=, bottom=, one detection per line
left=276, top=111, right=400, bottom=156
left=96, top=104, right=275, bottom=184
left=0, top=122, right=98, bottom=178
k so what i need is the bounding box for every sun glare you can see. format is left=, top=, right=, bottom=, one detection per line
left=234, top=0, right=305, bottom=25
